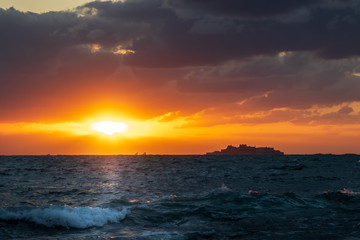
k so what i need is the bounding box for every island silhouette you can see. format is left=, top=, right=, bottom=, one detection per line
left=206, top=144, right=284, bottom=155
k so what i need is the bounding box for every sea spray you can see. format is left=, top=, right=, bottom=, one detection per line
left=0, top=205, right=128, bottom=228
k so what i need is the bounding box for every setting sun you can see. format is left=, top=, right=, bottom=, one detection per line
left=91, top=121, right=128, bottom=135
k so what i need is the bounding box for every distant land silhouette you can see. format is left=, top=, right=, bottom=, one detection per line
left=206, top=144, right=284, bottom=155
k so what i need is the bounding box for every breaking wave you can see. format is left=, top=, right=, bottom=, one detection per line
left=0, top=205, right=128, bottom=228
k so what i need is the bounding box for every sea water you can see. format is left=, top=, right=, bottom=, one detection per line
left=1, top=155, right=360, bottom=239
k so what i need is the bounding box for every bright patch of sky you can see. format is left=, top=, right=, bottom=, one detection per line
left=0, top=0, right=99, bottom=13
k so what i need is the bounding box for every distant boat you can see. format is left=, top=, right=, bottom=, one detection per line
left=142, top=152, right=146, bottom=156
left=206, top=144, right=284, bottom=155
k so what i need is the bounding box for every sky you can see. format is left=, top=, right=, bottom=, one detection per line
left=1, top=0, right=360, bottom=155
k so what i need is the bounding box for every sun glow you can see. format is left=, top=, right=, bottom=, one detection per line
left=91, top=121, right=128, bottom=135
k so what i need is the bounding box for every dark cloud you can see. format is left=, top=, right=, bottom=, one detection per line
left=177, top=53, right=360, bottom=110
left=2, top=0, right=360, bottom=69
left=1, top=0, right=360, bottom=123
left=167, top=0, right=319, bottom=18
left=2, top=0, right=360, bottom=70
left=114, top=0, right=360, bottom=67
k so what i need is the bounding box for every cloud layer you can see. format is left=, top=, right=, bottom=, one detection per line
left=1, top=0, right=360, bottom=125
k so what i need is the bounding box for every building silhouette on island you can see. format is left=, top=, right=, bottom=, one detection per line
left=206, top=144, right=284, bottom=155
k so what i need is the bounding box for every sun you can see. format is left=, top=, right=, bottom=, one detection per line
left=91, top=121, right=128, bottom=135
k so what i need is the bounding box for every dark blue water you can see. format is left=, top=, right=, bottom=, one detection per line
left=1, top=155, right=360, bottom=239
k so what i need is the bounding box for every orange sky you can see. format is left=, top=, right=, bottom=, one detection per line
left=1, top=1, right=360, bottom=154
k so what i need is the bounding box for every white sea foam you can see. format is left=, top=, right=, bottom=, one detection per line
left=339, top=188, right=360, bottom=195
left=0, top=206, right=128, bottom=228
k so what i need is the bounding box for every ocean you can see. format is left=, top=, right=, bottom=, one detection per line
left=1, top=154, right=360, bottom=239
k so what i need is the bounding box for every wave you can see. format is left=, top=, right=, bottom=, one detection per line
left=0, top=205, right=128, bottom=228
left=319, top=188, right=360, bottom=204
